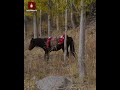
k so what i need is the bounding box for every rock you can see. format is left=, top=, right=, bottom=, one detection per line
left=36, top=76, right=72, bottom=90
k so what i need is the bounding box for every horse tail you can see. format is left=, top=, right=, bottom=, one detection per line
left=69, top=36, right=76, bottom=57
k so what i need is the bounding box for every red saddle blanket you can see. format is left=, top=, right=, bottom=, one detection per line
left=58, top=35, right=65, bottom=44
left=46, top=35, right=65, bottom=48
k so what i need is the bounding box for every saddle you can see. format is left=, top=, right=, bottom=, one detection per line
left=46, top=35, right=65, bottom=50
left=50, top=37, right=58, bottom=50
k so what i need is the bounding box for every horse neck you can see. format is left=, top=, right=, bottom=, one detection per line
left=34, top=38, right=46, bottom=48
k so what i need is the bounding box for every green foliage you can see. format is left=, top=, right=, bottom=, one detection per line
left=24, top=0, right=96, bottom=17
left=24, top=0, right=48, bottom=16
left=73, top=0, right=96, bottom=12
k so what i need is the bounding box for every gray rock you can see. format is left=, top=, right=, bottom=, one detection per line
left=36, top=76, right=72, bottom=90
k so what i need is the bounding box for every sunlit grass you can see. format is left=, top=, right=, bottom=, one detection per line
left=24, top=20, right=96, bottom=90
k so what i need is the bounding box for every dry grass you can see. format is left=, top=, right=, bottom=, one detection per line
left=24, top=19, right=96, bottom=90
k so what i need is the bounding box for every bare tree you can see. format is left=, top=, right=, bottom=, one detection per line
left=33, top=11, right=38, bottom=38
left=24, top=15, right=26, bottom=40
left=39, top=10, right=42, bottom=37
left=70, top=0, right=75, bottom=29
left=64, top=0, right=68, bottom=62
left=78, top=0, right=86, bottom=82
left=48, top=0, right=51, bottom=37
left=56, top=3, right=59, bottom=31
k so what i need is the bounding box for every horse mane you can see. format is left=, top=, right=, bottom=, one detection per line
left=32, top=38, right=47, bottom=47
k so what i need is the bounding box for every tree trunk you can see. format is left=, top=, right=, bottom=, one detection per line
left=61, top=11, right=64, bottom=30
left=71, top=0, right=75, bottom=29
left=78, top=0, right=86, bottom=82
left=72, top=1, right=78, bottom=27
left=48, top=13, right=50, bottom=37
left=33, top=11, right=38, bottom=38
left=56, top=3, right=59, bottom=31
left=24, top=15, right=26, bottom=40
left=56, top=15, right=59, bottom=31
left=73, top=13, right=78, bottom=26
left=64, top=0, right=67, bottom=62
left=39, top=10, right=42, bottom=37
left=48, top=0, right=51, bottom=37
left=71, top=12, right=75, bottom=29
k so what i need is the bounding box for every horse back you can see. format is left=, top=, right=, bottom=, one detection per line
left=50, top=37, right=58, bottom=47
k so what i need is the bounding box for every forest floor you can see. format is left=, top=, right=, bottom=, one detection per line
left=24, top=17, right=96, bottom=90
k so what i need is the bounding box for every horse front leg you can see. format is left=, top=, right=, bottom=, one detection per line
left=66, top=46, right=69, bottom=58
left=44, top=51, right=49, bottom=61
left=46, top=53, right=49, bottom=61
left=62, top=47, right=69, bottom=58
left=44, top=53, right=47, bottom=60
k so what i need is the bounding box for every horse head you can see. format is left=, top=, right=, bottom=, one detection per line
left=29, top=38, right=36, bottom=50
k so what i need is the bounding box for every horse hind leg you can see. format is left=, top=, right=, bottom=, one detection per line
left=44, top=51, right=49, bottom=62
left=67, top=50, right=69, bottom=57
left=72, top=52, right=76, bottom=57
left=44, top=54, right=47, bottom=61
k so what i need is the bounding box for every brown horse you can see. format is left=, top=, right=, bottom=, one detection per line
left=28, top=35, right=76, bottom=61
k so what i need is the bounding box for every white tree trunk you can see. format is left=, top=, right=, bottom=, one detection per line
left=56, top=3, right=59, bottom=31
left=24, top=15, right=25, bottom=40
left=39, top=10, right=42, bottom=37
left=78, top=0, right=86, bottom=81
left=56, top=15, right=59, bottom=31
left=64, top=0, right=67, bottom=62
left=48, top=14, right=50, bottom=37
left=71, top=12, right=75, bottom=29
left=71, top=0, right=75, bottom=29
left=33, top=11, right=38, bottom=38
left=48, top=0, right=51, bottom=37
